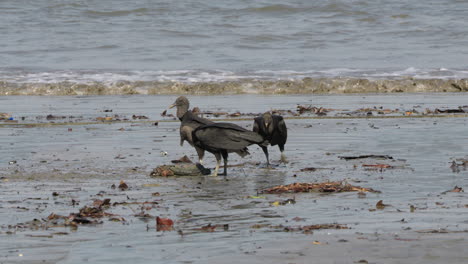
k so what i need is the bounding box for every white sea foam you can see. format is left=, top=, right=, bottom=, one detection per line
left=1, top=68, right=467, bottom=85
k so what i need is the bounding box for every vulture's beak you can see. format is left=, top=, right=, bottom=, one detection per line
left=169, top=103, right=176, bottom=109
left=264, top=122, right=269, bottom=127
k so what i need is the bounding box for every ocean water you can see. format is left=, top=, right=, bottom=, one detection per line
left=1, top=0, right=468, bottom=92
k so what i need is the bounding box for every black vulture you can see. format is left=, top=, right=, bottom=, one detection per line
left=169, top=96, right=214, bottom=164
left=253, top=112, right=288, bottom=165
left=192, top=122, right=267, bottom=176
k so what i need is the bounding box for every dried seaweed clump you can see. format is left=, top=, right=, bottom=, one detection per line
left=261, top=181, right=380, bottom=194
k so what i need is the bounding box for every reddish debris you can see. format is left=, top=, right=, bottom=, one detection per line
left=376, top=200, right=390, bottom=209
left=199, top=223, right=217, bottom=232
left=151, top=166, right=175, bottom=177
left=261, top=181, right=380, bottom=194
left=156, top=216, right=174, bottom=231
left=449, top=186, right=464, bottom=192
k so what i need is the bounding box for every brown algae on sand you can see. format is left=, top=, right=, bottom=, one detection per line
left=260, top=181, right=380, bottom=194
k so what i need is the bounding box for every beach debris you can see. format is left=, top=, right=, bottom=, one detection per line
left=250, top=223, right=348, bottom=234
left=46, top=114, right=67, bottom=120
left=450, top=186, right=464, bottom=192
left=18, top=199, right=119, bottom=230
left=260, top=181, right=380, bottom=194
left=160, top=151, right=168, bottom=156
left=156, top=216, right=174, bottom=231
left=92, top=198, right=111, bottom=208
left=297, top=105, right=328, bottom=115
left=450, top=159, right=468, bottom=173
left=450, top=161, right=460, bottom=173
left=292, top=216, right=306, bottom=222
left=448, top=186, right=464, bottom=193
left=300, top=167, right=318, bottom=172
left=300, top=167, right=333, bottom=172
left=281, top=223, right=348, bottom=234
left=150, top=164, right=211, bottom=177
left=339, top=155, right=393, bottom=160
left=228, top=111, right=241, bottom=117
left=434, top=107, right=466, bottom=113
left=0, top=113, right=12, bottom=120
left=414, top=228, right=468, bottom=234
left=199, top=223, right=217, bottom=232
left=132, top=114, right=149, bottom=120
left=161, top=110, right=174, bottom=118
left=362, top=164, right=394, bottom=172
left=134, top=211, right=154, bottom=218
left=151, top=166, right=175, bottom=177
left=247, top=195, right=266, bottom=199
left=96, top=116, right=113, bottom=121
left=118, top=180, right=129, bottom=191
left=376, top=200, right=390, bottom=209
left=112, top=201, right=159, bottom=206
left=171, top=155, right=193, bottom=164
left=440, top=185, right=464, bottom=194
left=362, top=164, right=392, bottom=169
left=271, top=198, right=296, bottom=206
left=8, top=160, right=17, bottom=165
left=203, top=111, right=229, bottom=117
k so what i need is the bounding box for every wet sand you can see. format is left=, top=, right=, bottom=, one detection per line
left=1, top=94, right=467, bottom=263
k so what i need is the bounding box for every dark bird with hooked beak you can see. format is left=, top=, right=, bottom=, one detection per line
left=169, top=96, right=214, bottom=165
left=192, top=122, right=268, bottom=176
left=253, top=112, right=288, bottom=165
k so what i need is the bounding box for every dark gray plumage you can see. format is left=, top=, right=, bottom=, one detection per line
left=169, top=96, right=214, bottom=164
left=253, top=112, right=288, bottom=165
left=192, top=122, right=267, bottom=176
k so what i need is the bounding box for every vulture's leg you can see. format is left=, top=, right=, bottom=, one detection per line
left=261, top=146, right=270, bottom=166
left=279, top=144, right=287, bottom=163
left=212, top=152, right=221, bottom=177
left=195, top=146, right=205, bottom=165
left=221, top=150, right=228, bottom=176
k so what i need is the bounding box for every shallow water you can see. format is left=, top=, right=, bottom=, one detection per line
left=2, top=0, right=468, bottom=72
left=1, top=0, right=468, bottom=93
left=1, top=94, right=467, bottom=263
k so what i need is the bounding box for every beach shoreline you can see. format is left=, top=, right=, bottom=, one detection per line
left=1, top=94, right=467, bottom=263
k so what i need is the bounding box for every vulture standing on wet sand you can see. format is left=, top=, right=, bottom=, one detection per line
left=192, top=122, right=268, bottom=176
left=169, top=96, right=214, bottom=164
left=253, top=112, right=288, bottom=165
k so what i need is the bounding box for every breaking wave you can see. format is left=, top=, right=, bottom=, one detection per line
left=1, top=68, right=468, bottom=95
